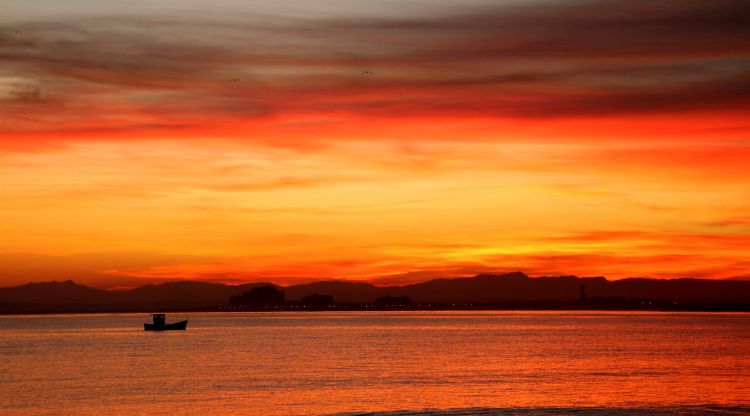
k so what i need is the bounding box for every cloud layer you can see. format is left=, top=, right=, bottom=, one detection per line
left=2, top=0, right=748, bottom=138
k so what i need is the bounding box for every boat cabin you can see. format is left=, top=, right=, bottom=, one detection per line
left=152, top=313, right=166, bottom=326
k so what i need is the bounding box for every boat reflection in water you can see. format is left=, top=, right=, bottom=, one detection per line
left=144, top=314, right=188, bottom=331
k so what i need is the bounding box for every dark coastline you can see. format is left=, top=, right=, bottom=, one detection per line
left=3, top=272, right=750, bottom=314
left=2, top=301, right=750, bottom=315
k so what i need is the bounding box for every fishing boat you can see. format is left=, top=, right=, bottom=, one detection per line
left=144, top=313, right=188, bottom=331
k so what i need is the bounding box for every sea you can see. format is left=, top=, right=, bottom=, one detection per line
left=1, top=311, right=748, bottom=416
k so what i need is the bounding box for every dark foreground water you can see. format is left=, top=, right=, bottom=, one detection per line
left=0, top=312, right=748, bottom=415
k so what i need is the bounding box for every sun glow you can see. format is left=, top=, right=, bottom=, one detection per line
left=1, top=0, right=749, bottom=288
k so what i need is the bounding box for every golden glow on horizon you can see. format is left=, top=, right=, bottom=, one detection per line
left=2, top=130, right=749, bottom=288
left=1, top=0, right=749, bottom=288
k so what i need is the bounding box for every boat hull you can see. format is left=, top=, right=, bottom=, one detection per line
left=144, top=320, right=188, bottom=331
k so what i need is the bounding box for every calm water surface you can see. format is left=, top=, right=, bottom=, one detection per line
left=1, top=312, right=748, bottom=415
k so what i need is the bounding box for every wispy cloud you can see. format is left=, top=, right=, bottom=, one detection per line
left=1, top=0, right=748, bottom=140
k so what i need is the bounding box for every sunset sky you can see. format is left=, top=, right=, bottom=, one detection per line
left=1, top=0, right=749, bottom=289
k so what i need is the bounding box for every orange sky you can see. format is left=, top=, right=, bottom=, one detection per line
left=1, top=0, right=749, bottom=288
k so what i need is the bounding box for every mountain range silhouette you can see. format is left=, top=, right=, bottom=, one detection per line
left=1, top=272, right=749, bottom=312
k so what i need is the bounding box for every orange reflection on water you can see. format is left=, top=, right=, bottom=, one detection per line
left=1, top=311, right=749, bottom=415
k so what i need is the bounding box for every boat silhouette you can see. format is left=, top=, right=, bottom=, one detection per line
left=144, top=313, right=188, bottom=331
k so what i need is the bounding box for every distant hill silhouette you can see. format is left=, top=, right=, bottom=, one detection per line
left=395, top=273, right=750, bottom=304
left=0, top=280, right=118, bottom=305
left=0, top=280, right=276, bottom=311
left=284, top=281, right=383, bottom=303
left=399, top=272, right=598, bottom=303
left=229, top=285, right=285, bottom=306
left=2, top=272, right=750, bottom=312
